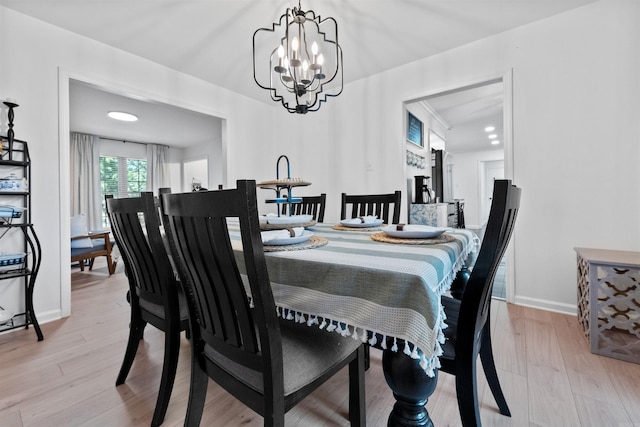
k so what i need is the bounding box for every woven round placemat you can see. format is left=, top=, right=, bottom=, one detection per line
left=370, top=232, right=455, bottom=245
left=263, top=236, right=328, bottom=252
left=261, top=220, right=317, bottom=230
left=332, top=224, right=386, bottom=232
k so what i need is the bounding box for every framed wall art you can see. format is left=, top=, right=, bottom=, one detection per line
left=407, top=111, right=423, bottom=147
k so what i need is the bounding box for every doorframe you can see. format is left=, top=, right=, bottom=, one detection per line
left=58, top=68, right=229, bottom=317
left=402, top=69, right=516, bottom=302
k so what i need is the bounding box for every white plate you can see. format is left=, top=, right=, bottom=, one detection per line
left=382, top=225, right=447, bottom=239
left=340, top=219, right=384, bottom=228
left=263, top=230, right=314, bottom=246
left=266, top=214, right=313, bottom=225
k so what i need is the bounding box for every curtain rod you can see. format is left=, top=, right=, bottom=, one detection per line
left=97, top=135, right=169, bottom=148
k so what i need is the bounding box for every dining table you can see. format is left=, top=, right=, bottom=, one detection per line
left=230, top=221, right=479, bottom=427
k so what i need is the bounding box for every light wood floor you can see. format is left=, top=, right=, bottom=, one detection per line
left=1, top=260, right=639, bottom=427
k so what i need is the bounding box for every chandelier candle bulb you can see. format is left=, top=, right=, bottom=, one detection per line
left=301, top=60, right=311, bottom=84
left=282, top=57, right=293, bottom=82
left=275, top=45, right=286, bottom=73
left=290, top=37, right=301, bottom=66
left=315, top=54, right=325, bottom=78
left=311, top=42, right=319, bottom=67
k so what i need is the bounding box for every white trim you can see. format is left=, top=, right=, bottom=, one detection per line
left=502, top=68, right=516, bottom=304
left=58, top=69, right=72, bottom=317
left=514, top=296, right=577, bottom=317
left=416, top=101, right=451, bottom=130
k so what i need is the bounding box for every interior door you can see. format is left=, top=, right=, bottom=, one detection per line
left=482, top=160, right=504, bottom=224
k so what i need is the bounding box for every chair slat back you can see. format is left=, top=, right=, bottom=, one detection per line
left=281, top=194, right=326, bottom=222
left=341, top=191, right=401, bottom=224
left=459, top=180, right=521, bottom=345
left=107, top=193, right=175, bottom=306
left=162, top=181, right=280, bottom=373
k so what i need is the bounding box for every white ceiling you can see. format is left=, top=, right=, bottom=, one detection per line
left=2, top=0, right=596, bottom=149
left=419, top=81, right=504, bottom=154
left=69, top=80, right=221, bottom=147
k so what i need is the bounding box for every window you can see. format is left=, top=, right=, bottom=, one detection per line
left=100, top=156, right=147, bottom=227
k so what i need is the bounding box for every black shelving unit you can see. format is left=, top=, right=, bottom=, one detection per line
left=0, top=136, right=43, bottom=341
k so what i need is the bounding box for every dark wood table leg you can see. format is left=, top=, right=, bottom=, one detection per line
left=450, top=264, right=470, bottom=300
left=382, top=348, right=438, bottom=427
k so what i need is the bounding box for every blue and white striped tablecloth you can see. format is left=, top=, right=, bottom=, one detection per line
left=231, top=223, right=478, bottom=376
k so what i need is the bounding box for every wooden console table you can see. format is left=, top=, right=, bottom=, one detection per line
left=575, top=247, right=640, bottom=364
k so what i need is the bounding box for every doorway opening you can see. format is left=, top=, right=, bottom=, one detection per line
left=403, top=73, right=514, bottom=301
left=60, top=71, right=227, bottom=317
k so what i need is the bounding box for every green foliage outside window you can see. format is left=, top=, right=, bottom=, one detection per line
left=100, top=156, right=147, bottom=227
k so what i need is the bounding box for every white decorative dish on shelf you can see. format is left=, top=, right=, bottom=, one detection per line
left=382, top=225, right=447, bottom=239
left=0, top=252, right=26, bottom=271
left=0, top=308, right=14, bottom=325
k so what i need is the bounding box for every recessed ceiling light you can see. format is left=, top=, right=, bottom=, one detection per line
left=488, top=134, right=497, bottom=139
left=108, top=111, right=138, bottom=122
left=491, top=140, right=500, bottom=145
left=485, top=126, right=495, bottom=132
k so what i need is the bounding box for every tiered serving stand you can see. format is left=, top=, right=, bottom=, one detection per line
left=258, top=155, right=310, bottom=217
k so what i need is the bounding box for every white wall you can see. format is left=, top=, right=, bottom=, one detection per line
left=274, top=0, right=640, bottom=314
left=182, top=137, right=223, bottom=191
left=0, top=5, right=278, bottom=323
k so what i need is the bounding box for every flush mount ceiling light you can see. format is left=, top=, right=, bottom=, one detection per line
left=487, top=134, right=497, bottom=139
left=491, top=140, right=500, bottom=145
left=108, top=111, right=138, bottom=122
left=484, top=126, right=495, bottom=132
left=252, top=0, right=343, bottom=114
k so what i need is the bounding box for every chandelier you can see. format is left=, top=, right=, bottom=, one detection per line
left=252, top=1, right=343, bottom=114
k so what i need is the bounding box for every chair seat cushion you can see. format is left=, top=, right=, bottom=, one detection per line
left=204, top=319, right=362, bottom=396
left=441, top=295, right=461, bottom=358
left=137, top=283, right=190, bottom=321
left=70, top=238, right=115, bottom=257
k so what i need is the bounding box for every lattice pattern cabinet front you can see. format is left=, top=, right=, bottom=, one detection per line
left=575, top=247, right=640, bottom=364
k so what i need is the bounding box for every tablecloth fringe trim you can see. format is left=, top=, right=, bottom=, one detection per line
left=434, top=233, right=479, bottom=297
left=276, top=306, right=441, bottom=377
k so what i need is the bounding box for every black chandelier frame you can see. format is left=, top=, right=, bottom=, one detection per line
left=253, top=2, right=343, bottom=114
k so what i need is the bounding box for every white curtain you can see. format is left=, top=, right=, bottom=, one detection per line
left=70, top=132, right=102, bottom=230
left=146, top=143, right=170, bottom=194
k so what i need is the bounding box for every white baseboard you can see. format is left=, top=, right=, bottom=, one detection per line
left=0, top=308, right=63, bottom=338
left=37, top=308, right=65, bottom=324
left=514, top=295, right=576, bottom=316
